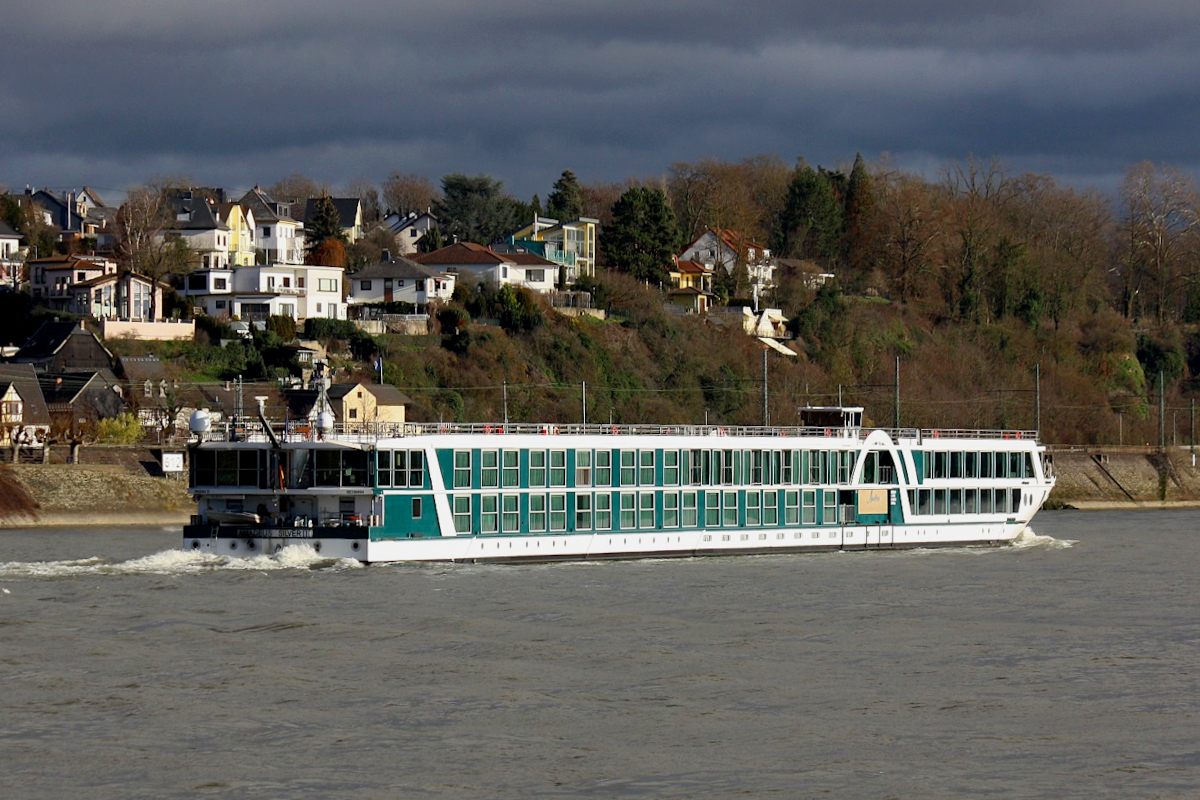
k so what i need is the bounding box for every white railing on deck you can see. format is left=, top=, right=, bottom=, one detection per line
left=195, top=420, right=1041, bottom=445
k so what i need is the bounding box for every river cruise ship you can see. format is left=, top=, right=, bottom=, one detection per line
left=183, top=405, right=1056, bottom=563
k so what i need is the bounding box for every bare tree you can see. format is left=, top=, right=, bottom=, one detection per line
left=267, top=173, right=324, bottom=204
left=344, top=178, right=381, bottom=224
left=381, top=172, right=439, bottom=216
left=1119, top=161, right=1199, bottom=322
left=114, top=186, right=192, bottom=321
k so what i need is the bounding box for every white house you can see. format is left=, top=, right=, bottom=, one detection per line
left=509, top=214, right=599, bottom=284
left=182, top=264, right=346, bottom=322
left=26, top=254, right=119, bottom=309
left=681, top=228, right=776, bottom=309
left=0, top=219, right=20, bottom=287
left=383, top=211, right=440, bottom=255
left=239, top=187, right=304, bottom=264
left=347, top=252, right=455, bottom=307
left=412, top=242, right=558, bottom=294
left=168, top=192, right=230, bottom=269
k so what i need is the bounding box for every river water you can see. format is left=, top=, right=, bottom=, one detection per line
left=1, top=510, right=1198, bottom=799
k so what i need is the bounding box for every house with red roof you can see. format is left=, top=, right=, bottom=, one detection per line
left=412, top=242, right=559, bottom=294
left=681, top=228, right=776, bottom=309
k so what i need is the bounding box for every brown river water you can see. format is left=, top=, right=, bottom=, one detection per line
left=1, top=509, right=1198, bottom=799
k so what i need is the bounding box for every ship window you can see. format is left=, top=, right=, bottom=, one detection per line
left=751, top=451, right=764, bottom=485
left=640, top=450, right=655, bottom=485
left=802, top=490, right=816, bottom=524
left=966, top=452, right=978, bottom=479
left=620, top=492, right=636, bottom=529
left=663, top=450, right=679, bottom=485
left=502, top=495, right=519, bottom=533
left=481, top=495, right=498, bottom=533
left=723, top=491, right=737, bottom=527
left=784, top=490, right=799, bottom=525
left=315, top=449, right=341, bottom=486
left=663, top=492, right=679, bottom=528
left=781, top=452, right=794, bottom=484
left=550, top=494, right=567, bottom=531
left=1010, top=452, right=1022, bottom=478
left=412, top=497, right=422, bottom=519
left=620, top=450, right=636, bottom=486
left=576, top=450, right=592, bottom=487
left=550, top=450, right=567, bottom=487
left=764, top=491, right=778, bottom=526
left=342, top=450, right=369, bottom=487
left=823, top=490, right=837, bottom=524
left=918, top=489, right=932, bottom=515
left=502, top=450, right=519, bottom=487
left=980, top=452, right=993, bottom=479
left=1024, top=453, right=1035, bottom=479
left=981, top=489, right=994, bottom=513
left=705, top=491, right=720, bottom=526
left=966, top=488, right=979, bottom=514
left=392, top=450, right=408, bottom=488
left=481, top=450, right=499, bottom=488
left=639, top=492, right=655, bottom=529
left=950, top=452, right=963, bottom=479
left=595, top=450, right=611, bottom=486
left=595, top=493, right=611, bottom=530
left=377, top=450, right=392, bottom=487
left=934, top=452, right=948, bottom=479
left=408, top=450, right=424, bottom=488
left=454, top=451, right=471, bottom=488
left=529, top=450, right=546, bottom=487
left=746, top=490, right=760, bottom=525
left=994, top=452, right=1007, bottom=478
left=950, top=489, right=963, bottom=514
left=682, top=491, right=698, bottom=527
left=722, top=453, right=735, bottom=486
left=690, top=450, right=703, bottom=485
left=453, top=495, right=471, bottom=532
left=575, top=494, right=592, bottom=530
left=934, top=490, right=947, bottom=515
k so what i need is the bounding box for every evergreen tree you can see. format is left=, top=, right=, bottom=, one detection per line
left=418, top=224, right=445, bottom=253
left=842, top=153, right=875, bottom=273
left=775, top=161, right=843, bottom=263
left=546, top=170, right=585, bottom=221
left=432, top=173, right=524, bottom=245
left=605, top=187, right=679, bottom=286
left=304, top=193, right=348, bottom=263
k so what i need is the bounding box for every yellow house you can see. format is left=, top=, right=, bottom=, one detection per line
left=328, top=383, right=411, bottom=426
left=510, top=215, right=599, bottom=284
left=218, top=202, right=258, bottom=266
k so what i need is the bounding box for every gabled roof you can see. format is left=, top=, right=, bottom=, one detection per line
left=72, top=270, right=168, bottom=290
left=0, top=219, right=18, bottom=239
left=14, top=321, right=114, bottom=362
left=303, top=197, right=361, bottom=229
left=239, top=187, right=296, bottom=226
left=412, top=242, right=509, bottom=266
left=0, top=364, right=51, bottom=425
left=384, top=211, right=438, bottom=233
left=327, top=382, right=413, bottom=406
left=352, top=256, right=448, bottom=282
left=673, top=259, right=713, bottom=275
left=505, top=252, right=558, bottom=267
left=118, top=354, right=168, bottom=383
left=26, top=254, right=113, bottom=271
left=685, top=228, right=768, bottom=259
left=173, top=197, right=229, bottom=232
left=38, top=369, right=121, bottom=406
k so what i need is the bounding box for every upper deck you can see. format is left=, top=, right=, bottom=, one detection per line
left=191, top=419, right=1043, bottom=448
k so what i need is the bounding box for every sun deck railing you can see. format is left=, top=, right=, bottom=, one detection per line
left=196, top=420, right=1041, bottom=445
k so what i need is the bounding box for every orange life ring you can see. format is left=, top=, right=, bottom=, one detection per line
left=932, top=430, right=940, bottom=438
left=824, top=428, right=831, bottom=437
left=485, top=424, right=493, bottom=434
left=1015, top=431, right=1022, bottom=439
left=611, top=425, right=619, bottom=435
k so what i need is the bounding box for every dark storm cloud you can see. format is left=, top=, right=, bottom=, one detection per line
left=3, top=1, right=1199, bottom=198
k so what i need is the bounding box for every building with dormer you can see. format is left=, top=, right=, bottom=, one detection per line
left=181, top=263, right=345, bottom=322
left=239, top=187, right=304, bottom=264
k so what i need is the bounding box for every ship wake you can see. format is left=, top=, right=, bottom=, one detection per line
left=0, top=544, right=362, bottom=579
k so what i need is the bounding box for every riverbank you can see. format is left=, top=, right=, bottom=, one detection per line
left=0, top=463, right=191, bottom=528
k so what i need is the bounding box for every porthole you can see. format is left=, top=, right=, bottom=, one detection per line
left=191, top=540, right=200, bottom=550
left=351, top=541, right=360, bottom=551
left=245, top=539, right=255, bottom=550
left=229, top=541, right=237, bottom=551
left=313, top=541, right=322, bottom=553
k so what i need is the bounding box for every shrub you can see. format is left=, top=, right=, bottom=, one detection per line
left=95, top=413, right=146, bottom=445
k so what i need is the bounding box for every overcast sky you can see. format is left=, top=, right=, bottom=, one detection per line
left=4, top=0, right=1199, bottom=204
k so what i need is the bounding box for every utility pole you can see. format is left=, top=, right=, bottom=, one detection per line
left=1034, top=363, right=1041, bottom=434
left=1160, top=371, right=1166, bottom=451
left=761, top=348, right=769, bottom=426
left=894, top=355, right=900, bottom=429
left=502, top=381, right=509, bottom=425
left=582, top=381, right=587, bottom=426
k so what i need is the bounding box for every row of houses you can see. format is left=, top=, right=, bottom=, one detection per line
left=0, top=320, right=412, bottom=457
